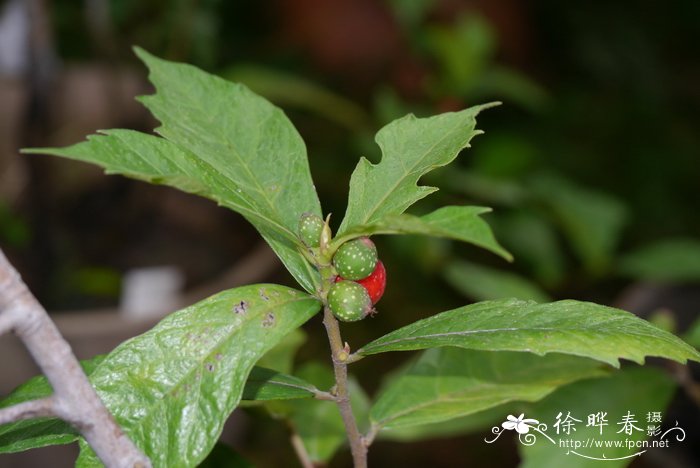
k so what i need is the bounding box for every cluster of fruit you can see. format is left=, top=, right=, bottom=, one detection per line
left=298, top=214, right=386, bottom=322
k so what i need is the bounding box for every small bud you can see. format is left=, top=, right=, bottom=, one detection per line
left=320, top=214, right=333, bottom=253
left=298, top=212, right=324, bottom=247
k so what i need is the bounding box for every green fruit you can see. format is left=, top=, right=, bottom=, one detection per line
left=328, top=280, right=373, bottom=322
left=298, top=213, right=324, bottom=247
left=333, top=237, right=377, bottom=280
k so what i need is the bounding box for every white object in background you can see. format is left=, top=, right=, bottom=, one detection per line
left=0, top=0, right=30, bottom=77
left=120, top=266, right=184, bottom=321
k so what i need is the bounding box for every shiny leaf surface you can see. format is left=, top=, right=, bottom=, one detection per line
left=358, top=299, right=700, bottom=367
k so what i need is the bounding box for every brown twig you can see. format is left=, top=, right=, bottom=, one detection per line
left=0, top=249, right=150, bottom=467
left=311, top=389, right=338, bottom=401
left=669, top=362, right=700, bottom=408
left=0, top=397, right=55, bottom=425
left=290, top=430, right=316, bottom=468
left=362, top=424, right=380, bottom=449
left=322, top=306, right=367, bottom=468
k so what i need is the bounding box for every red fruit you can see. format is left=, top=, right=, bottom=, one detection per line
left=359, top=261, right=386, bottom=303
left=336, top=261, right=386, bottom=304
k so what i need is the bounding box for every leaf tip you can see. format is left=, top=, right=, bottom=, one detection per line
left=501, top=250, right=515, bottom=263
left=20, top=147, right=56, bottom=156
left=476, top=101, right=503, bottom=112
left=132, top=45, right=153, bottom=64
left=132, top=47, right=167, bottom=82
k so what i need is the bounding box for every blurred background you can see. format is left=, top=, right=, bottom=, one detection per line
left=0, top=0, right=699, bottom=466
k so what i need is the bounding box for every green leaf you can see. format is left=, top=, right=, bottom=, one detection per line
left=378, top=405, right=511, bottom=442
left=0, top=360, right=310, bottom=453
left=520, top=367, right=675, bottom=468
left=286, top=363, right=370, bottom=464
left=338, top=103, right=498, bottom=234
left=134, top=48, right=322, bottom=231
left=357, top=298, right=700, bottom=367
left=529, top=173, right=628, bottom=274
left=255, top=328, right=307, bottom=374
left=334, top=206, right=511, bottom=261
left=0, top=356, right=105, bottom=453
left=370, top=348, right=606, bottom=432
left=25, top=49, right=322, bottom=293
left=618, top=238, right=700, bottom=282
left=76, top=284, right=320, bottom=467
left=242, top=367, right=317, bottom=401
left=444, top=261, right=550, bottom=302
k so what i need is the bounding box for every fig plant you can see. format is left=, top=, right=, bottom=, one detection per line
left=1, top=48, right=699, bottom=468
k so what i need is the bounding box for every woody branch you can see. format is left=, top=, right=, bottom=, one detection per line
left=0, top=248, right=150, bottom=468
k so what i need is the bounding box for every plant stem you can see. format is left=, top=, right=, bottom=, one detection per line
left=345, top=353, right=365, bottom=364
left=669, top=362, right=700, bottom=407
left=363, top=424, right=380, bottom=448
left=322, top=306, right=368, bottom=468
left=0, top=397, right=55, bottom=425
left=312, top=388, right=338, bottom=401
left=290, top=431, right=315, bottom=468
left=0, top=249, right=150, bottom=467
